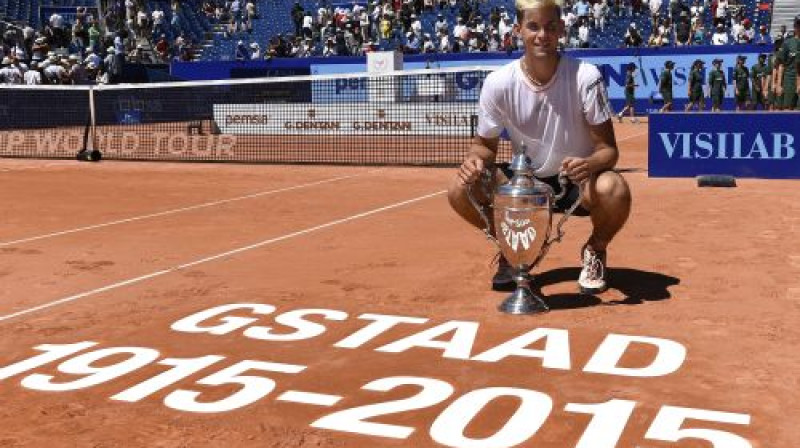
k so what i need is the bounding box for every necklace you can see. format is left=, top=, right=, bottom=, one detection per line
left=521, top=57, right=557, bottom=87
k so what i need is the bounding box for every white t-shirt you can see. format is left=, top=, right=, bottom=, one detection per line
left=477, top=56, right=613, bottom=177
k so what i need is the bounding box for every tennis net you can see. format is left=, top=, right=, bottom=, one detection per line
left=0, top=66, right=511, bottom=165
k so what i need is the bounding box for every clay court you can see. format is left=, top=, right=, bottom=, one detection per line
left=0, top=122, right=798, bottom=447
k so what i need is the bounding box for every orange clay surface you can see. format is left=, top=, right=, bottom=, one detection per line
left=0, top=122, right=798, bottom=447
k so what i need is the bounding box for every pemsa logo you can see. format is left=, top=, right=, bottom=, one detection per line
left=658, top=132, right=796, bottom=160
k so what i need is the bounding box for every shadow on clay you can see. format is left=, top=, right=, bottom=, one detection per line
left=521, top=267, right=680, bottom=311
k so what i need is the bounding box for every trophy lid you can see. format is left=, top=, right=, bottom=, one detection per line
left=498, top=142, right=555, bottom=198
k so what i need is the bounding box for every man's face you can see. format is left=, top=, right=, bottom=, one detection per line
left=516, top=5, right=564, bottom=58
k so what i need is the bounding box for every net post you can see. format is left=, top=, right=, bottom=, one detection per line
left=89, top=86, right=97, bottom=151
left=78, top=85, right=102, bottom=162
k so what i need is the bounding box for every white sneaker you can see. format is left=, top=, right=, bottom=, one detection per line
left=578, top=245, right=608, bottom=294
left=492, top=256, right=516, bottom=291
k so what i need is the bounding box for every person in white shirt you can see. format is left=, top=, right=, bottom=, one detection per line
left=453, top=17, right=467, bottom=39
left=0, top=58, right=23, bottom=84
left=24, top=62, right=42, bottom=85
left=499, top=14, right=514, bottom=37
left=250, top=42, right=262, bottom=59
left=649, top=0, right=662, bottom=24
left=448, top=0, right=631, bottom=295
left=50, top=13, right=64, bottom=29
left=578, top=18, right=591, bottom=47
left=711, top=23, right=728, bottom=44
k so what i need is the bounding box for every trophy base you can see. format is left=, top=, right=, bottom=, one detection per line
left=498, top=287, right=550, bottom=315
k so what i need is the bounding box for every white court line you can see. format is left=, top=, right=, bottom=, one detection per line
left=0, top=170, right=379, bottom=248
left=0, top=190, right=445, bottom=323
left=617, top=130, right=648, bottom=143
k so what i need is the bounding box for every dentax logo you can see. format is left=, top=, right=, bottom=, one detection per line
left=658, top=132, right=796, bottom=160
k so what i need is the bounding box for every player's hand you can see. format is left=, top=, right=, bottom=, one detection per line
left=457, top=154, right=486, bottom=186
left=776, top=85, right=784, bottom=96
left=561, top=157, right=592, bottom=184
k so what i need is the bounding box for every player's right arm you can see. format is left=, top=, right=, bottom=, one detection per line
left=460, top=70, right=504, bottom=186
left=458, top=136, right=499, bottom=186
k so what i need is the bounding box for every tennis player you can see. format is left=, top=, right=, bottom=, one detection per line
left=447, top=0, right=632, bottom=295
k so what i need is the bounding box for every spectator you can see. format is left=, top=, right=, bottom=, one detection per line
left=692, top=22, right=706, bottom=44
left=593, top=0, right=608, bottom=31
left=737, top=18, right=755, bottom=44
left=649, top=0, right=663, bottom=24
left=715, top=0, right=728, bottom=27
left=323, top=37, right=336, bottom=56
left=69, top=55, right=90, bottom=84
left=624, top=23, right=643, bottom=47
left=43, top=55, right=66, bottom=84
left=235, top=40, right=250, bottom=61
left=578, top=18, right=591, bottom=47
left=250, top=42, right=262, bottom=59
left=675, top=13, right=691, bottom=45
left=85, top=49, right=101, bottom=69
left=575, top=0, right=591, bottom=21
left=453, top=17, right=467, bottom=39
left=292, top=1, right=305, bottom=36
left=755, top=25, right=772, bottom=45
left=0, top=57, right=23, bottom=84
left=155, top=35, right=170, bottom=61
left=648, top=27, right=665, bottom=46
left=31, top=37, right=49, bottom=62
left=105, top=47, right=123, bottom=84
left=24, top=61, right=42, bottom=85
left=712, top=23, right=729, bottom=44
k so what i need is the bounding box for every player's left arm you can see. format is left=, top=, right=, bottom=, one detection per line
left=562, top=120, right=618, bottom=184
left=563, top=70, right=620, bottom=184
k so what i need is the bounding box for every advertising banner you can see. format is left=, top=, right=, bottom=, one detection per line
left=213, top=103, right=478, bottom=136
left=649, top=112, right=800, bottom=179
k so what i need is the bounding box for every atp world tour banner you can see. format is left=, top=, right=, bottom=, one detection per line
left=649, top=112, right=800, bottom=179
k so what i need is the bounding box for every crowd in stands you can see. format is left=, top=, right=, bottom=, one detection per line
left=0, top=0, right=195, bottom=84
left=0, top=0, right=780, bottom=78
left=221, top=0, right=776, bottom=59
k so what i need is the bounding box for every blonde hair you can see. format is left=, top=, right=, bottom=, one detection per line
left=515, top=0, right=563, bottom=20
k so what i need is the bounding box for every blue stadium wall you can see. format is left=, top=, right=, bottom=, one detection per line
left=171, top=45, right=771, bottom=113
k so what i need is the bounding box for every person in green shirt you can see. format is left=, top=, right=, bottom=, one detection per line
left=659, top=60, right=675, bottom=112
left=766, top=41, right=780, bottom=110
left=617, top=63, right=639, bottom=123
left=733, top=55, right=750, bottom=111
left=88, top=23, right=101, bottom=53
left=775, top=15, right=800, bottom=110
left=751, top=53, right=769, bottom=110
left=708, top=58, right=727, bottom=112
left=685, top=59, right=705, bottom=111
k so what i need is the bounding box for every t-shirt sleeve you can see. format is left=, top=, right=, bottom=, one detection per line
left=580, top=64, right=614, bottom=125
left=476, top=73, right=505, bottom=139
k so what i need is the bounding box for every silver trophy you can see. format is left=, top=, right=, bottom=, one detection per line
left=468, top=142, right=582, bottom=315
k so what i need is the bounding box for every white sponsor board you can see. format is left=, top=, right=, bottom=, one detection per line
left=213, top=103, right=478, bottom=136
left=367, top=51, right=404, bottom=103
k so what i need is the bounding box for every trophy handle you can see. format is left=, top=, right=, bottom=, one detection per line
left=538, top=173, right=583, bottom=260
left=466, top=168, right=500, bottom=247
